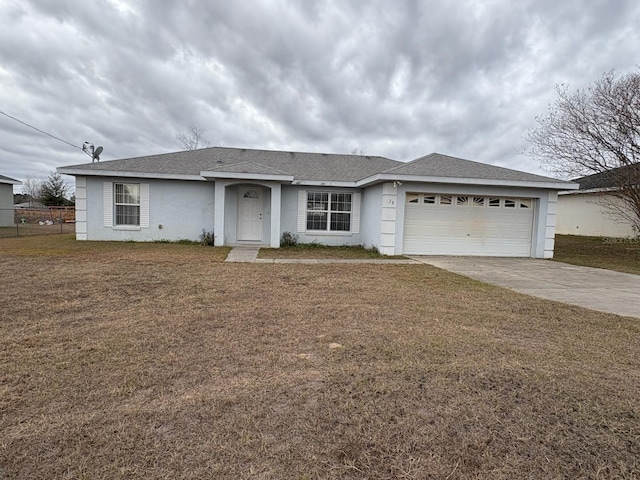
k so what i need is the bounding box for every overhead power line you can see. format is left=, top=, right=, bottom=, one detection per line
left=0, top=109, right=84, bottom=151
left=0, top=109, right=103, bottom=161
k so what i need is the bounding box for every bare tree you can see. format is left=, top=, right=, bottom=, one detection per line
left=176, top=126, right=211, bottom=150
left=22, top=175, right=43, bottom=206
left=526, top=70, right=640, bottom=234
left=348, top=146, right=365, bottom=156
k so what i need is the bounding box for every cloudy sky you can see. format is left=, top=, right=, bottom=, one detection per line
left=1, top=0, right=638, bottom=190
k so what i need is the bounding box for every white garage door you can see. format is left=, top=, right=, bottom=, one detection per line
left=403, top=193, right=534, bottom=256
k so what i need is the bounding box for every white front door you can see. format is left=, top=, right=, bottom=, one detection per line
left=237, top=187, right=263, bottom=242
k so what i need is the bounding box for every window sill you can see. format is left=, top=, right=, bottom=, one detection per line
left=113, top=225, right=141, bottom=231
left=304, top=231, right=353, bottom=236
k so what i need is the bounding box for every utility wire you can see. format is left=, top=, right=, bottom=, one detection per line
left=0, top=109, right=84, bottom=152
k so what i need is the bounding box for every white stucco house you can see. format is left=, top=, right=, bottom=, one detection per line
left=557, top=167, right=639, bottom=238
left=0, top=174, right=21, bottom=227
left=58, top=147, right=576, bottom=257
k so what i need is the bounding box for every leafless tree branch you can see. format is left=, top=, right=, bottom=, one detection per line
left=176, top=126, right=211, bottom=150
left=526, top=70, right=640, bottom=234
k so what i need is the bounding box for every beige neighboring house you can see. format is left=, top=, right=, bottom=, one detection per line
left=0, top=175, right=21, bottom=227
left=557, top=168, right=638, bottom=238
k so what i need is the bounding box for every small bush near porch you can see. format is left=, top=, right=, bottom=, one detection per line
left=1, top=235, right=638, bottom=479
left=259, top=243, right=400, bottom=259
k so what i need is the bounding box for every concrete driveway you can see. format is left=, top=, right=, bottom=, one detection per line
left=410, top=257, right=640, bottom=318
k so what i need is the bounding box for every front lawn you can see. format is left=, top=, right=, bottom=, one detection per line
left=0, top=222, right=75, bottom=238
left=1, top=235, right=639, bottom=479
left=554, top=234, right=640, bottom=275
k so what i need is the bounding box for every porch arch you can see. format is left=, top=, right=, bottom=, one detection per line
left=213, top=180, right=282, bottom=247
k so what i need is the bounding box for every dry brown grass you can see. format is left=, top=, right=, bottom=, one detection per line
left=1, top=235, right=639, bottom=479
left=0, top=223, right=75, bottom=238
left=554, top=234, right=640, bottom=275
left=259, top=244, right=406, bottom=260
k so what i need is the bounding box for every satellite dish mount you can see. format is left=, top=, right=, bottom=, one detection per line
left=82, top=142, right=103, bottom=162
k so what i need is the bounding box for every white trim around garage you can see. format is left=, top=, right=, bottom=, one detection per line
left=402, top=192, right=535, bottom=256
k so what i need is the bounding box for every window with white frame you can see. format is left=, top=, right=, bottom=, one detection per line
left=440, top=195, right=453, bottom=205
left=456, top=195, right=469, bottom=206
left=407, top=193, right=420, bottom=203
left=114, top=183, right=140, bottom=226
left=404, top=193, right=534, bottom=211
left=306, top=191, right=352, bottom=231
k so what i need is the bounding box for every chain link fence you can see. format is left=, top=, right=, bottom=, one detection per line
left=0, top=207, right=75, bottom=238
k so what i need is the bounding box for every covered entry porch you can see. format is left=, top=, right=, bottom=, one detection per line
left=210, top=179, right=284, bottom=248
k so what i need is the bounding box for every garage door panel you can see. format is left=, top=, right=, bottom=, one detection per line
left=403, top=193, right=534, bottom=256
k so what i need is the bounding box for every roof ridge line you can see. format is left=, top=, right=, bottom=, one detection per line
left=231, top=161, right=291, bottom=175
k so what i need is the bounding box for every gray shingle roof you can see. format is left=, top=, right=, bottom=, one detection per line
left=573, top=164, right=640, bottom=190
left=0, top=174, right=20, bottom=184
left=204, top=161, right=290, bottom=176
left=58, top=147, right=568, bottom=185
left=59, top=147, right=401, bottom=182
left=384, top=153, right=562, bottom=183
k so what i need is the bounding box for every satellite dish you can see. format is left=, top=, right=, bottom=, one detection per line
left=93, top=146, right=103, bottom=162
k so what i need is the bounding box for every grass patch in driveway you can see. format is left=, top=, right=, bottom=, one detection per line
left=1, top=235, right=639, bottom=479
left=259, top=243, right=406, bottom=259
left=554, top=234, right=640, bottom=275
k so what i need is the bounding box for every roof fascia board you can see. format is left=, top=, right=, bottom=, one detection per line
left=0, top=179, right=21, bottom=185
left=57, top=168, right=204, bottom=181
left=559, top=186, right=618, bottom=195
left=200, top=171, right=294, bottom=182
left=291, top=180, right=359, bottom=187
left=357, top=173, right=578, bottom=190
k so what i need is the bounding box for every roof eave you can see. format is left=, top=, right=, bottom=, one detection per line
left=357, top=174, right=578, bottom=190
left=57, top=168, right=204, bottom=181
left=200, top=171, right=294, bottom=182
left=290, top=180, right=359, bottom=187
left=0, top=179, right=21, bottom=185
left=559, top=186, right=618, bottom=195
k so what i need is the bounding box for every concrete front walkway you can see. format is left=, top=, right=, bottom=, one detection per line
left=225, top=246, right=260, bottom=262
left=410, top=256, right=640, bottom=318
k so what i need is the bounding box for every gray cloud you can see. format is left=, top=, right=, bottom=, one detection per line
left=1, top=0, right=639, bottom=188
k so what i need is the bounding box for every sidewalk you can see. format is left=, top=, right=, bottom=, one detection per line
left=225, top=248, right=639, bottom=317
left=225, top=246, right=260, bottom=262
left=225, top=246, right=418, bottom=264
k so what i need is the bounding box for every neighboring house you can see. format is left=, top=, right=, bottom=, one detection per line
left=0, top=174, right=21, bottom=227
left=14, top=201, right=46, bottom=209
left=58, top=147, right=576, bottom=257
left=557, top=167, right=639, bottom=238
